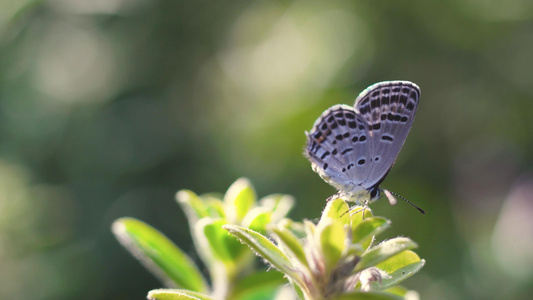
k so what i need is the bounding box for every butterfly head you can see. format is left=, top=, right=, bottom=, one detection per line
left=369, top=186, right=381, bottom=202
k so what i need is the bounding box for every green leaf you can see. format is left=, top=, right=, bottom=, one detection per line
left=112, top=218, right=208, bottom=292
left=176, top=190, right=210, bottom=222
left=200, top=218, right=246, bottom=262
left=224, top=178, right=257, bottom=223
left=352, top=217, right=390, bottom=246
left=278, top=218, right=306, bottom=239
left=330, top=291, right=404, bottom=300
left=230, top=271, right=287, bottom=300
left=271, top=227, right=308, bottom=269
left=259, top=194, right=294, bottom=222
left=375, top=251, right=425, bottom=289
left=320, top=198, right=350, bottom=225
left=349, top=206, right=373, bottom=229
left=147, top=289, right=214, bottom=300
left=241, top=207, right=271, bottom=234
left=303, top=219, right=316, bottom=236
left=354, top=238, right=418, bottom=273
left=375, top=250, right=421, bottom=274
left=223, top=225, right=302, bottom=284
left=318, top=219, right=346, bottom=270
left=201, top=193, right=226, bottom=218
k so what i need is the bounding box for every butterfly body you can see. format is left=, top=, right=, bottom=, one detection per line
left=305, top=81, right=420, bottom=205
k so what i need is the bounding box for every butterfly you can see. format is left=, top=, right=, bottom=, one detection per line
left=305, top=81, right=424, bottom=213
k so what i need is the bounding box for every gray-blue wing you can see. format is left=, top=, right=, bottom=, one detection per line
left=353, top=81, right=420, bottom=189
left=305, top=104, right=373, bottom=193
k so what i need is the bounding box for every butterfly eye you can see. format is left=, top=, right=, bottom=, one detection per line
left=370, top=187, right=380, bottom=199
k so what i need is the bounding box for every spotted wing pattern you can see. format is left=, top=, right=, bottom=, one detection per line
left=305, top=81, right=420, bottom=198
left=305, top=104, right=372, bottom=194
left=354, top=81, right=420, bottom=189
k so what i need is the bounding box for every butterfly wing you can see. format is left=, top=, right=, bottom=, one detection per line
left=305, top=104, right=372, bottom=193
left=354, top=81, right=420, bottom=189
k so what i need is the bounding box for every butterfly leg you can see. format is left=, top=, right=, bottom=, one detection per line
left=326, top=192, right=343, bottom=202
left=348, top=205, right=367, bottom=218
left=347, top=193, right=372, bottom=218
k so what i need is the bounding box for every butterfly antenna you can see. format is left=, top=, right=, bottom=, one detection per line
left=389, top=190, right=426, bottom=214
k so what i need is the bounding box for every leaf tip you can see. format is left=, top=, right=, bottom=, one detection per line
left=176, top=189, right=194, bottom=203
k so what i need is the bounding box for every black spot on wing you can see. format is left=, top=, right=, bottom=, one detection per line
left=341, top=148, right=353, bottom=155
left=400, top=94, right=408, bottom=105
left=381, top=135, right=393, bottom=142
left=382, top=94, right=390, bottom=104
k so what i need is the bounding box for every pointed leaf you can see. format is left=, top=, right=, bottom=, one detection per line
left=224, top=178, right=256, bottom=223
left=201, top=193, right=226, bottom=218
left=318, top=219, right=346, bottom=270
left=271, top=227, right=308, bottom=269
left=200, top=218, right=247, bottom=262
left=147, top=289, right=214, bottom=300
left=352, top=217, right=390, bottom=246
left=320, top=198, right=350, bottom=225
left=259, top=194, right=294, bottom=222
left=112, top=218, right=208, bottom=292
left=375, top=250, right=422, bottom=274
left=241, top=207, right=271, bottom=234
left=379, top=260, right=425, bottom=290
left=281, top=219, right=306, bottom=239
left=375, top=250, right=425, bottom=289
left=354, top=238, right=418, bottom=273
left=176, top=190, right=210, bottom=222
left=303, top=219, right=316, bottom=236
left=223, top=225, right=302, bottom=284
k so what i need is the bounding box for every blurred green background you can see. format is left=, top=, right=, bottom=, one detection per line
left=1, top=1, right=533, bottom=299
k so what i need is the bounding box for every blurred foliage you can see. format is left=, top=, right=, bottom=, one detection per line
left=114, top=181, right=424, bottom=300
left=114, top=178, right=295, bottom=300
left=1, top=0, right=532, bottom=299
